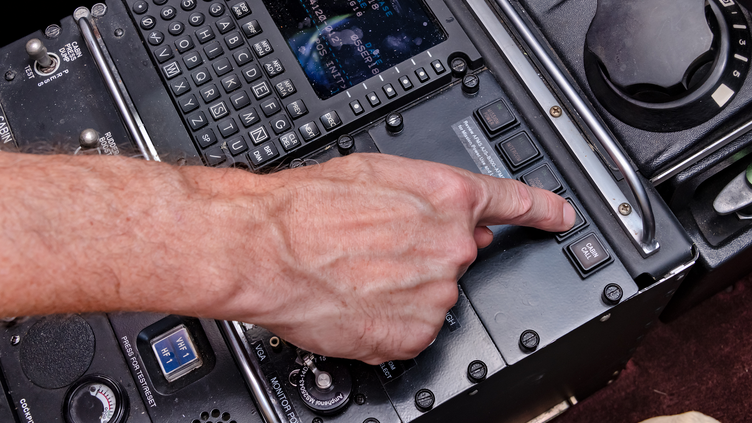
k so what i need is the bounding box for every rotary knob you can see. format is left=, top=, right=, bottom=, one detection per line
left=296, top=356, right=352, bottom=415
left=584, top=0, right=751, bottom=132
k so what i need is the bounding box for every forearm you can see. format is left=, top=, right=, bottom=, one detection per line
left=0, top=151, right=272, bottom=318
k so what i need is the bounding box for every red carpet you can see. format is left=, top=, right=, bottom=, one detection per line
left=554, top=274, right=752, bottom=423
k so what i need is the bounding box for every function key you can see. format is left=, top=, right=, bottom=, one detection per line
left=399, top=75, right=413, bottom=90
left=168, top=21, right=185, bottom=36
left=476, top=99, right=516, bottom=135
left=216, top=16, right=236, bottom=34
left=275, top=79, right=296, bottom=98
left=286, top=99, right=308, bottom=119
left=319, top=111, right=341, bottom=131
left=196, top=128, right=217, bottom=148
left=431, top=60, right=445, bottom=74
left=567, top=233, right=611, bottom=274
left=209, top=2, right=225, bottom=17
left=148, top=31, right=165, bottom=46
left=181, top=0, right=197, bottom=11
left=140, top=15, right=156, bottom=30
left=195, top=26, right=215, bottom=44
left=248, top=142, right=279, bottom=167
left=521, top=164, right=563, bottom=193
left=298, top=121, right=321, bottom=141
left=349, top=99, right=364, bottom=115
left=382, top=83, right=397, bottom=99
left=498, top=132, right=539, bottom=168
left=132, top=1, right=148, bottom=14
left=189, top=12, right=205, bottom=26
left=252, top=40, right=273, bottom=58
left=242, top=20, right=262, bottom=38
left=263, top=59, right=284, bottom=77
left=160, top=6, right=177, bottom=20
left=366, top=92, right=381, bottom=107
left=279, top=132, right=301, bottom=152
left=231, top=1, right=252, bottom=19
left=154, top=45, right=174, bottom=63
left=415, top=67, right=430, bottom=82
left=203, top=145, right=226, bottom=166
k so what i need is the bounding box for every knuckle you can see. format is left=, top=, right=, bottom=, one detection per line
left=508, top=182, right=535, bottom=220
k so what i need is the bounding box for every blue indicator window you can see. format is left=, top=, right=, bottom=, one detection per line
left=150, top=325, right=203, bottom=382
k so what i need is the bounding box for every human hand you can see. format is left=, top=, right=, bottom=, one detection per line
left=200, top=153, right=575, bottom=364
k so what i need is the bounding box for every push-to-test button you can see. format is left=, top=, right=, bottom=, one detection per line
left=567, top=233, right=611, bottom=274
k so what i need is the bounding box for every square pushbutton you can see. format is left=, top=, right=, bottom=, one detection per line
left=476, top=99, right=516, bottom=135
left=521, top=164, right=563, bottom=193
left=567, top=233, right=611, bottom=274
left=151, top=325, right=203, bottom=382
left=499, top=132, right=539, bottom=169
left=556, top=198, right=587, bottom=242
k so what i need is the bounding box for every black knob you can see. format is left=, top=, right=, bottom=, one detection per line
left=519, top=329, right=540, bottom=352
left=385, top=113, right=404, bottom=134
left=462, top=74, right=480, bottom=94
left=414, top=389, right=435, bottom=412
left=450, top=57, right=468, bottom=78
left=584, top=0, right=751, bottom=132
left=603, top=283, right=624, bottom=305
left=337, top=135, right=355, bottom=155
left=467, top=360, right=488, bottom=383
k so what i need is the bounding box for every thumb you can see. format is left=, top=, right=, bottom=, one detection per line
left=475, top=176, right=576, bottom=232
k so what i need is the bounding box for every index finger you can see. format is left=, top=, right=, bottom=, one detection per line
left=474, top=175, right=576, bottom=233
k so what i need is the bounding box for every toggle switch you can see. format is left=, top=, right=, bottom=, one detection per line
left=25, top=38, right=55, bottom=71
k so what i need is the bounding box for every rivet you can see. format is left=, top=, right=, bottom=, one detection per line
left=10, top=335, right=20, bottom=346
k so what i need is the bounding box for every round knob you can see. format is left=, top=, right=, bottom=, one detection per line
left=584, top=0, right=751, bottom=132
left=385, top=112, right=404, bottom=134
left=336, top=135, right=355, bottom=155
left=26, top=38, right=53, bottom=69
left=462, top=74, right=480, bottom=94
left=450, top=57, right=468, bottom=78
left=297, top=357, right=352, bottom=415
left=79, top=129, right=100, bottom=149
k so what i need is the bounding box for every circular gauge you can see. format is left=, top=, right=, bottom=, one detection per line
left=65, top=375, right=128, bottom=423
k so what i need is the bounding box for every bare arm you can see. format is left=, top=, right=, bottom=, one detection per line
left=0, top=151, right=574, bottom=364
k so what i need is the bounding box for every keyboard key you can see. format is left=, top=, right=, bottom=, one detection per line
left=168, top=21, right=185, bottom=36
left=180, top=0, right=196, bottom=11
left=239, top=107, right=260, bottom=127
left=382, top=83, right=397, bottom=98
left=251, top=81, right=272, bottom=99
left=263, top=59, right=284, bottom=77
left=431, top=60, right=445, bottom=74
left=161, top=61, right=182, bottom=79
left=227, top=135, right=249, bottom=156
left=186, top=110, right=208, bottom=131
left=147, top=31, right=164, bottom=46
left=209, top=2, right=225, bottom=17
left=212, top=58, right=233, bottom=76
left=204, top=41, right=224, bottom=60
left=399, top=75, right=413, bottom=90
left=521, top=164, right=562, bottom=193
left=270, top=115, right=291, bottom=134
left=195, top=128, right=217, bottom=148
left=349, top=100, right=364, bottom=115
left=279, top=132, right=301, bottom=152
left=230, top=91, right=251, bottom=110
left=200, top=84, right=220, bottom=103
left=415, top=67, right=430, bottom=82
left=160, top=6, right=177, bottom=20
left=209, top=101, right=229, bottom=120
left=215, top=16, right=236, bottom=34
left=154, top=45, right=174, bottom=63
left=204, top=145, right=226, bottom=166
left=233, top=48, right=253, bottom=66
left=175, top=35, right=194, bottom=53
left=224, top=31, right=244, bottom=50
left=191, top=67, right=212, bottom=86
left=248, top=142, right=279, bottom=166
left=140, top=15, right=156, bottom=30
left=248, top=124, right=270, bottom=145
left=179, top=94, right=199, bottom=113
left=261, top=98, right=281, bottom=117
left=252, top=40, right=273, bottom=58
left=195, top=26, right=215, bottom=44
left=319, top=111, right=341, bottom=131
left=241, top=64, right=262, bottom=83
left=183, top=51, right=203, bottom=69
left=170, top=77, right=191, bottom=96
left=189, top=12, right=205, bottom=26
left=231, top=1, right=251, bottom=19
left=221, top=74, right=241, bottom=93
left=217, top=117, right=239, bottom=138
left=366, top=92, right=381, bottom=107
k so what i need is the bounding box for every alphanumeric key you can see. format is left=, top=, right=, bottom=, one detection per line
left=233, top=48, right=253, bottom=66
left=170, top=77, right=191, bottom=96
left=251, top=81, right=271, bottom=100
left=217, top=117, right=239, bottom=138
left=204, top=41, right=224, bottom=60
left=153, top=45, right=174, bottom=63
left=260, top=98, right=280, bottom=117
left=221, top=74, right=241, bottom=93
left=200, top=84, right=221, bottom=103
left=224, top=31, right=244, bottom=50
left=175, top=35, right=194, bottom=53
left=227, top=136, right=249, bottom=156
left=216, top=16, right=236, bottom=34
left=239, top=107, right=260, bottom=127
left=191, top=67, right=212, bottom=86
left=195, top=128, right=217, bottom=148
left=230, top=90, right=251, bottom=110
left=209, top=2, right=226, bottom=17
left=203, top=145, right=226, bottom=166
left=241, top=64, right=262, bottom=83
left=179, top=94, right=199, bottom=113
left=270, top=115, right=291, bottom=135
left=213, top=58, right=233, bottom=76
left=183, top=51, right=203, bottom=69
left=195, top=26, right=215, bottom=44
left=186, top=110, right=208, bottom=131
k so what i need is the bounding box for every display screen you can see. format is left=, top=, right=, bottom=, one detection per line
left=262, top=0, right=447, bottom=99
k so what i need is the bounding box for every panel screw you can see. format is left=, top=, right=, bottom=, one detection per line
left=550, top=106, right=563, bottom=118
left=91, top=3, right=108, bottom=17
left=618, top=203, right=632, bottom=215
left=603, top=283, right=623, bottom=305
left=519, top=330, right=540, bottom=352
left=45, top=25, right=61, bottom=39
left=4, top=71, right=15, bottom=81
left=600, top=313, right=611, bottom=322
left=467, top=360, right=488, bottom=383
left=414, top=389, right=435, bottom=412
left=312, top=418, right=323, bottom=423
left=354, top=393, right=366, bottom=405
left=114, top=28, right=124, bottom=38
left=10, top=335, right=20, bottom=346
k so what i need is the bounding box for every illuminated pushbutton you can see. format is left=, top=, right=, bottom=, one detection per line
left=476, top=99, right=516, bottom=135
left=151, top=325, right=203, bottom=382
left=567, top=233, right=611, bottom=274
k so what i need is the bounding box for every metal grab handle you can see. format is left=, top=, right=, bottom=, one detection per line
left=74, top=7, right=156, bottom=161
left=489, top=0, right=659, bottom=254
left=219, top=320, right=282, bottom=423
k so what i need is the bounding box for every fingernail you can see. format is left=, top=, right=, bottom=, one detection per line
left=563, top=202, right=576, bottom=229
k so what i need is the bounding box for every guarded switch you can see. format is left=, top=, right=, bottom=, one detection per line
left=151, top=324, right=203, bottom=382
